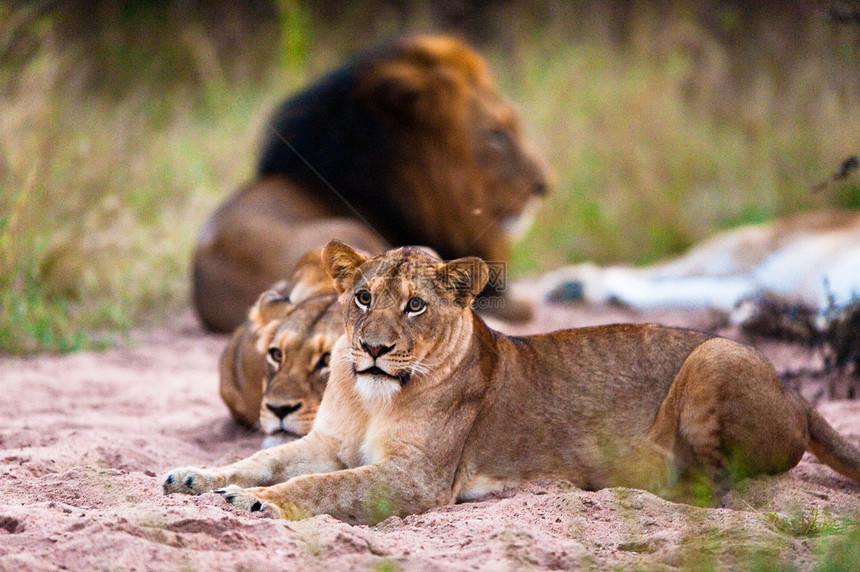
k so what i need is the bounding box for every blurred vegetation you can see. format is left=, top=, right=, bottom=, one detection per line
left=817, top=518, right=860, bottom=571
left=2, top=0, right=860, bottom=353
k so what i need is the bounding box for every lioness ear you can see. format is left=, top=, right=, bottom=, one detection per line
left=249, top=284, right=292, bottom=329
left=436, top=257, right=489, bottom=300
left=322, top=241, right=368, bottom=294
left=288, top=247, right=337, bottom=303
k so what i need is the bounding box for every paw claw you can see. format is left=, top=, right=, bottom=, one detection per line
left=162, top=467, right=221, bottom=495
left=214, top=486, right=282, bottom=518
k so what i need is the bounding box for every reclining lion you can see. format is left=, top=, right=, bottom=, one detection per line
left=542, top=209, right=860, bottom=312
left=165, top=242, right=860, bottom=524
left=218, top=249, right=336, bottom=428
left=193, top=35, right=549, bottom=333
left=257, top=292, right=342, bottom=449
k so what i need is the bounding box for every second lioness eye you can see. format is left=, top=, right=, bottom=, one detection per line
left=406, top=296, right=426, bottom=314
left=268, top=347, right=283, bottom=364
left=355, top=290, right=372, bottom=308
left=314, top=352, right=331, bottom=371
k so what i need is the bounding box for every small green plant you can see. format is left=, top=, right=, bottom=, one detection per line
left=765, top=508, right=844, bottom=538
left=373, top=560, right=400, bottom=572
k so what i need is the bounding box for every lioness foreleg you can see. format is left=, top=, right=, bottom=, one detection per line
left=162, top=432, right=343, bottom=495
left=218, top=461, right=453, bottom=525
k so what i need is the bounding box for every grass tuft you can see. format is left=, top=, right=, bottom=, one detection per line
left=2, top=3, right=860, bottom=353
left=817, top=521, right=860, bottom=571
left=765, top=508, right=844, bottom=538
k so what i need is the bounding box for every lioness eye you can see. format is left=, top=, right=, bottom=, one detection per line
left=314, top=352, right=331, bottom=371
left=355, top=290, right=372, bottom=309
left=406, top=296, right=426, bottom=314
left=268, top=347, right=283, bottom=364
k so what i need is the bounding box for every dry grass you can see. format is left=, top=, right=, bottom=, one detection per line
left=0, top=5, right=276, bottom=352
left=505, top=5, right=860, bottom=273
left=2, top=3, right=860, bottom=353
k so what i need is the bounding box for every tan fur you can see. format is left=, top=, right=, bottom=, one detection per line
left=193, top=35, right=548, bottom=333
left=258, top=294, right=342, bottom=448
left=195, top=178, right=387, bottom=332
left=543, top=209, right=860, bottom=311
left=219, top=249, right=336, bottom=427
left=164, top=243, right=860, bottom=524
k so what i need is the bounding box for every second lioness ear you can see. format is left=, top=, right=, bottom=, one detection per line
left=249, top=283, right=292, bottom=329
left=436, top=257, right=489, bottom=299
left=322, top=241, right=368, bottom=294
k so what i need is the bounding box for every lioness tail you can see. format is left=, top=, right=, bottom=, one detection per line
left=806, top=406, right=860, bottom=482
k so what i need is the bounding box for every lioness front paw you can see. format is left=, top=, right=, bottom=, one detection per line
left=215, top=485, right=283, bottom=519
left=162, top=467, right=224, bottom=495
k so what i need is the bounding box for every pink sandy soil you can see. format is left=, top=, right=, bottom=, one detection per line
left=1, top=296, right=859, bottom=571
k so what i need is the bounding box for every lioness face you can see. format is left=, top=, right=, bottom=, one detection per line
left=323, top=241, right=489, bottom=406
left=259, top=295, right=342, bottom=447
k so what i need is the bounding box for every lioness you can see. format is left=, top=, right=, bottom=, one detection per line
left=164, top=242, right=860, bottom=525
left=219, top=249, right=336, bottom=428
left=543, top=209, right=860, bottom=312
left=258, top=293, right=342, bottom=449
left=193, top=35, right=548, bottom=332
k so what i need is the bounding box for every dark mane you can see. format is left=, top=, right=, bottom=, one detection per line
left=257, top=43, right=404, bottom=243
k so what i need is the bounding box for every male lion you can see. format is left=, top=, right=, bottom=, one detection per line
left=219, top=249, right=336, bottom=428
left=193, top=35, right=549, bottom=333
left=165, top=242, right=860, bottom=524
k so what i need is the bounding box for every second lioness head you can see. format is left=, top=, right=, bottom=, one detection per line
left=258, top=294, right=343, bottom=447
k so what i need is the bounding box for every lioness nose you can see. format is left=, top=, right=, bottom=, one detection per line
left=266, top=402, right=302, bottom=420
left=361, top=342, right=394, bottom=359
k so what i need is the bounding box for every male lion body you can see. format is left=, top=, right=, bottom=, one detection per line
left=193, top=35, right=548, bottom=332
left=165, top=243, right=860, bottom=525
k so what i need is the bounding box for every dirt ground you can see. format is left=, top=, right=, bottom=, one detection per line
left=2, top=291, right=859, bottom=571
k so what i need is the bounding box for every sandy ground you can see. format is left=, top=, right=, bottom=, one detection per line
left=2, top=295, right=859, bottom=571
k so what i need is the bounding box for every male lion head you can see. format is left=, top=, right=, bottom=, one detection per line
left=258, top=294, right=343, bottom=448
left=322, top=240, right=488, bottom=406
left=193, top=35, right=549, bottom=333
left=349, top=35, right=550, bottom=260
left=258, top=35, right=549, bottom=264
